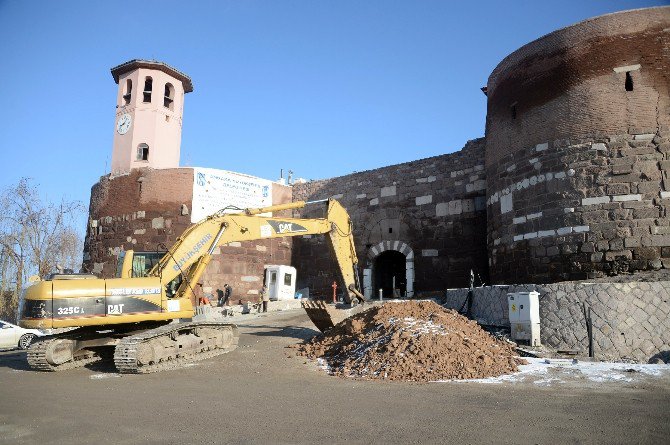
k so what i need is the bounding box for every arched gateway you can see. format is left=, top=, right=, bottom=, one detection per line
left=363, top=240, right=414, bottom=299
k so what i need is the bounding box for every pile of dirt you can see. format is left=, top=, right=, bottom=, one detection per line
left=294, top=300, right=525, bottom=382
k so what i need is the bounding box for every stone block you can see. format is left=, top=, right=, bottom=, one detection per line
left=652, top=226, right=670, bottom=235
left=527, top=212, right=543, bottom=220
left=446, top=200, right=461, bottom=215
left=625, top=237, right=641, bottom=248
left=356, top=193, right=367, bottom=199
left=612, top=194, right=642, bottom=202
left=547, top=246, right=560, bottom=256
left=380, top=186, right=396, bottom=197
left=633, top=208, right=660, bottom=219
left=591, top=252, right=604, bottom=262
left=134, top=229, right=146, bottom=235
left=573, top=226, right=590, bottom=233
left=634, top=247, right=660, bottom=261
left=513, top=216, right=526, bottom=224
left=415, top=195, right=432, bottom=206
left=535, top=143, right=548, bottom=152
left=538, top=230, right=555, bottom=238
left=500, top=193, right=513, bottom=214
left=241, top=276, right=261, bottom=282
left=369, top=198, right=379, bottom=206
left=436, top=203, right=448, bottom=217
left=556, top=227, right=573, bottom=236
left=591, top=143, right=607, bottom=151
left=637, top=182, right=660, bottom=194
left=645, top=235, right=670, bottom=247
left=606, top=184, right=630, bottom=195
left=582, top=210, right=608, bottom=223
left=609, top=238, right=624, bottom=251
left=151, top=217, right=164, bottom=229
left=612, top=164, right=634, bottom=175
left=582, top=196, right=610, bottom=206
left=422, top=249, right=438, bottom=257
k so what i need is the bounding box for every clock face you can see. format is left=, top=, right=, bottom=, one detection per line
left=117, top=114, right=132, bottom=135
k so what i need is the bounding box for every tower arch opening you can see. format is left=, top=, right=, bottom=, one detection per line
left=164, top=83, right=174, bottom=109
left=137, top=143, right=149, bottom=161
left=123, top=79, right=132, bottom=105
left=143, top=77, right=153, bottom=103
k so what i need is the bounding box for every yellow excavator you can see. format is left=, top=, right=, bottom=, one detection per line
left=20, top=199, right=367, bottom=373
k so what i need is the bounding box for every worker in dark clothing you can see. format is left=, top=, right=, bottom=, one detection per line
left=223, top=283, right=233, bottom=306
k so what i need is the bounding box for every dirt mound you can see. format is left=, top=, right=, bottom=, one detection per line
left=294, top=300, right=525, bottom=382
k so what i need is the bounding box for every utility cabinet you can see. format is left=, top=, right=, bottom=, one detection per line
left=507, top=291, right=541, bottom=346
left=264, top=265, right=297, bottom=301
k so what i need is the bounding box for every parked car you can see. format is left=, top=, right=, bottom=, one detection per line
left=0, top=320, right=45, bottom=350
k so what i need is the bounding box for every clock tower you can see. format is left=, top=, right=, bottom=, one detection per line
left=109, top=60, right=193, bottom=175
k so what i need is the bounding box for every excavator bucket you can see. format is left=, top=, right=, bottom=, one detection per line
left=302, top=300, right=379, bottom=333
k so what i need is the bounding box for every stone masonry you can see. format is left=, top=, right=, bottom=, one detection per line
left=292, top=139, right=488, bottom=297
left=485, top=7, right=670, bottom=283
left=487, top=130, right=670, bottom=283
left=443, top=280, right=670, bottom=363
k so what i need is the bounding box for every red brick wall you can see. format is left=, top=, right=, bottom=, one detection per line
left=486, top=7, right=670, bottom=165
left=83, top=168, right=294, bottom=303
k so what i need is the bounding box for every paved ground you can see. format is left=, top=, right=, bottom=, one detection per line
left=1, top=309, right=669, bottom=444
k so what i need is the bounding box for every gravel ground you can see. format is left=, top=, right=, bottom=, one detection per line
left=0, top=309, right=669, bottom=444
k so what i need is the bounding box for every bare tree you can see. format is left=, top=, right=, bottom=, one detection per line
left=0, top=179, right=83, bottom=322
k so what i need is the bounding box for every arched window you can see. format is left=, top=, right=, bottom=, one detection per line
left=137, top=143, right=149, bottom=161
left=123, top=79, right=132, bottom=105
left=143, top=77, right=153, bottom=103
left=164, top=83, right=175, bottom=110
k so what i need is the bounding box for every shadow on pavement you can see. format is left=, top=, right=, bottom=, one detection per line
left=243, top=325, right=320, bottom=340
left=0, top=350, right=31, bottom=371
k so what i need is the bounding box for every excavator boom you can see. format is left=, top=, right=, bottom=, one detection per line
left=19, top=198, right=365, bottom=372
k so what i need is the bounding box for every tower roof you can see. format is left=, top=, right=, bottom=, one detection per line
left=111, top=59, right=194, bottom=93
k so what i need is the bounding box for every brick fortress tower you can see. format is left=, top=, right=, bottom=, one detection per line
left=83, top=60, right=293, bottom=301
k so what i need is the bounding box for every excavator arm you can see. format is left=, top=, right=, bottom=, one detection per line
left=149, top=199, right=365, bottom=304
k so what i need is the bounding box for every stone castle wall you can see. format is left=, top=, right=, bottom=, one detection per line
left=291, top=139, right=488, bottom=297
left=443, top=280, right=670, bottom=363
left=484, top=7, right=670, bottom=283
left=83, top=168, right=294, bottom=302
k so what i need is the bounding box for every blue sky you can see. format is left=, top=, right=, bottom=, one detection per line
left=0, top=0, right=665, bottom=226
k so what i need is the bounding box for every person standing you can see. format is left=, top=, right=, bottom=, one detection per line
left=224, top=283, right=233, bottom=306
left=260, top=285, right=269, bottom=313
left=195, top=282, right=209, bottom=306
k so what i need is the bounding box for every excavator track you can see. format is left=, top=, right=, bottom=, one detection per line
left=113, top=321, right=239, bottom=374
left=27, top=335, right=106, bottom=372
